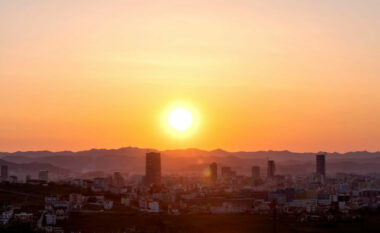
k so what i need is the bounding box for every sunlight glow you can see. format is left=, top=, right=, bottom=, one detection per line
left=168, top=108, right=193, bottom=131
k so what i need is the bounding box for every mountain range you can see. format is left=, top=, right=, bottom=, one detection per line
left=1, top=148, right=380, bottom=179
left=0, top=158, right=70, bottom=180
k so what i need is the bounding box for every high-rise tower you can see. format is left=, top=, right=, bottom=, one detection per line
left=316, top=154, right=326, bottom=176
left=267, top=160, right=275, bottom=178
left=145, top=152, right=161, bottom=186
left=209, top=163, right=218, bottom=183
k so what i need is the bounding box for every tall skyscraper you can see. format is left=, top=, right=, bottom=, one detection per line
left=209, top=163, right=218, bottom=183
left=316, top=154, right=326, bottom=176
left=145, top=152, right=161, bottom=186
left=39, top=170, right=48, bottom=182
left=251, top=166, right=260, bottom=180
left=1, top=165, right=8, bottom=182
left=267, top=160, right=275, bottom=178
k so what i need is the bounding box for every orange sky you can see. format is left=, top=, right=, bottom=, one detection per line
left=1, top=0, right=379, bottom=152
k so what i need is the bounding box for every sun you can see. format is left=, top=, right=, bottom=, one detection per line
left=162, top=103, right=199, bottom=137
left=168, top=108, right=193, bottom=131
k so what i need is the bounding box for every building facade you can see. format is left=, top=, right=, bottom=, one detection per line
left=1, top=165, right=8, bottom=182
left=316, top=154, right=326, bottom=176
left=251, top=166, right=260, bottom=180
left=145, top=152, right=161, bottom=186
left=209, top=163, right=218, bottom=183
left=267, top=160, right=275, bottom=178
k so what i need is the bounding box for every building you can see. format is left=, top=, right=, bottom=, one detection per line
left=39, top=170, right=49, bottom=182
left=221, top=166, right=232, bottom=177
left=9, top=176, right=17, bottom=183
left=93, top=177, right=109, bottom=191
left=0, top=209, right=13, bottom=225
left=104, top=200, right=114, bottom=210
left=69, top=193, right=84, bottom=204
left=209, top=163, right=218, bottom=183
left=45, top=213, right=57, bottom=225
left=145, top=152, right=161, bottom=186
left=316, top=154, right=326, bottom=176
left=251, top=166, right=260, bottom=180
left=267, top=160, right=275, bottom=178
left=112, top=172, right=125, bottom=187
left=13, top=212, right=33, bottom=222
left=1, top=165, right=8, bottom=182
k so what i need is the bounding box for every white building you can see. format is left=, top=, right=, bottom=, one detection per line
left=104, top=200, right=114, bottom=210
left=0, top=209, right=14, bottom=225
left=69, top=193, right=84, bottom=203
left=14, top=212, right=33, bottom=221
left=147, top=201, right=159, bottom=213
left=45, top=213, right=57, bottom=225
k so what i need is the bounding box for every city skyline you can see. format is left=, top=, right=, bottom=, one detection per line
left=2, top=149, right=379, bottom=233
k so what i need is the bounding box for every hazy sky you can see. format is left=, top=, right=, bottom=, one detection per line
left=1, top=0, right=379, bottom=152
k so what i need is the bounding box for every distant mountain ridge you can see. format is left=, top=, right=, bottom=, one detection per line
left=1, top=147, right=380, bottom=176
left=0, top=159, right=70, bottom=180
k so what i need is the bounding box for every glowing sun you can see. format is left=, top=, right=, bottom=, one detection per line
left=168, top=108, right=193, bottom=131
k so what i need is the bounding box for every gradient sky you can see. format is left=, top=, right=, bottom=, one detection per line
left=1, top=0, right=379, bottom=152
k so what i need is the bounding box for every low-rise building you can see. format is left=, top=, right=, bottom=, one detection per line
left=14, top=212, right=33, bottom=222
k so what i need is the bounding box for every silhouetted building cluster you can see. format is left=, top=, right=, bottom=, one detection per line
left=221, top=166, right=237, bottom=178
left=7, top=150, right=380, bottom=231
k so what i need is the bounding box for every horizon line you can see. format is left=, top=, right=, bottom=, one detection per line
left=1, top=146, right=379, bottom=155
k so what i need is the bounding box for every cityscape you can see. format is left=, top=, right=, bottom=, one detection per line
left=1, top=0, right=379, bottom=232
left=1, top=150, right=380, bottom=232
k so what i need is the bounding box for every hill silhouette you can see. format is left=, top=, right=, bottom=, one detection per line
left=1, top=147, right=380, bottom=176
left=0, top=158, right=70, bottom=180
